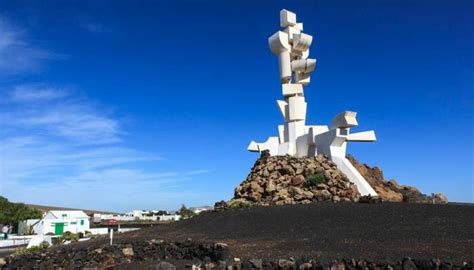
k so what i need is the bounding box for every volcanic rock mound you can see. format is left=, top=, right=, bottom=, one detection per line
left=230, top=153, right=361, bottom=207
left=226, top=152, right=448, bottom=208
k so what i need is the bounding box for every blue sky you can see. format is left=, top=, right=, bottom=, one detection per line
left=0, top=0, right=472, bottom=212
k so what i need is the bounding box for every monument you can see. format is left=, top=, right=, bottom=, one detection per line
left=248, top=9, right=378, bottom=196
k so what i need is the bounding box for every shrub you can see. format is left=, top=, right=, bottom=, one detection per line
left=228, top=200, right=254, bottom=208
left=228, top=200, right=243, bottom=208
left=303, top=173, right=327, bottom=188
left=22, top=225, right=34, bottom=235
left=0, top=196, right=42, bottom=233
left=61, top=231, right=79, bottom=242
left=178, top=205, right=196, bottom=219
left=15, top=241, right=49, bottom=255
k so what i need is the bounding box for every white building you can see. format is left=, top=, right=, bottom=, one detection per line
left=19, top=211, right=90, bottom=235
left=189, top=207, right=212, bottom=215
left=157, top=214, right=181, bottom=222
left=95, top=210, right=181, bottom=222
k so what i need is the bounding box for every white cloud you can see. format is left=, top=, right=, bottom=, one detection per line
left=0, top=86, right=209, bottom=211
left=81, top=22, right=108, bottom=34
left=0, top=19, right=63, bottom=74
left=2, top=85, right=121, bottom=144
left=185, top=169, right=211, bottom=176
left=10, top=85, right=68, bottom=102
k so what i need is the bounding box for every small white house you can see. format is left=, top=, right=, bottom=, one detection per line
left=20, top=211, right=90, bottom=235
left=157, top=214, right=181, bottom=222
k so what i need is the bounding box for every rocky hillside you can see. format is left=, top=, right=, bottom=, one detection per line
left=226, top=152, right=447, bottom=207
left=347, top=155, right=448, bottom=203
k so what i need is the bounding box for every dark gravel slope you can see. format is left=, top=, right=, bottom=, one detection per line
left=114, top=202, right=473, bottom=263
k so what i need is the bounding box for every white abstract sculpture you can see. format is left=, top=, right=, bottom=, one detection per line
left=248, top=9, right=378, bottom=196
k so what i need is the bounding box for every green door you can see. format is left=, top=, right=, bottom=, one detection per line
left=54, top=223, right=64, bottom=235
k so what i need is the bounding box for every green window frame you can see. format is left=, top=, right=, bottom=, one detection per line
left=80, top=220, right=84, bottom=225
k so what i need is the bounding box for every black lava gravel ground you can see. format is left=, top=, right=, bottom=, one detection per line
left=112, top=202, right=474, bottom=263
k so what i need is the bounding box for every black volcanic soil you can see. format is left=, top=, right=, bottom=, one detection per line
left=85, top=202, right=473, bottom=263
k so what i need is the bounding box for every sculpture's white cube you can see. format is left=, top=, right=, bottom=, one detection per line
left=332, top=111, right=358, bottom=129
left=284, top=26, right=301, bottom=41
left=280, top=9, right=297, bottom=28
left=282, top=84, right=303, bottom=97
left=285, top=120, right=306, bottom=142
left=288, top=96, right=307, bottom=121
left=295, top=72, right=311, bottom=85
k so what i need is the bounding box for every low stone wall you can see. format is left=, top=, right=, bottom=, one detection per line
left=1, top=240, right=471, bottom=269
left=1, top=240, right=230, bottom=269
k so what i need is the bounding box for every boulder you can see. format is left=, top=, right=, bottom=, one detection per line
left=291, top=175, right=305, bottom=186
left=122, top=247, right=134, bottom=257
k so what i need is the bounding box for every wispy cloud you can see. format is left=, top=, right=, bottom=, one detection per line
left=10, top=85, right=67, bottom=102
left=0, top=19, right=63, bottom=74
left=76, top=14, right=109, bottom=35
left=0, top=86, right=209, bottom=211
left=185, top=169, right=211, bottom=176
left=2, top=85, right=120, bottom=144
left=80, top=22, right=108, bottom=34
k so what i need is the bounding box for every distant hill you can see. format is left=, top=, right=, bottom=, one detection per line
left=25, top=203, right=120, bottom=215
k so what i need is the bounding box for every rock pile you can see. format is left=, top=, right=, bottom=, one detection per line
left=229, top=153, right=361, bottom=207
left=223, top=152, right=448, bottom=208
left=348, top=155, right=448, bottom=203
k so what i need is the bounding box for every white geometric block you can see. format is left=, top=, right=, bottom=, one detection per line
left=291, top=59, right=307, bottom=72
left=276, top=100, right=289, bottom=121
left=285, top=120, right=306, bottom=142
left=294, top=72, right=311, bottom=85
left=293, top=33, right=313, bottom=51
left=278, top=125, right=285, bottom=143
left=331, top=111, right=358, bottom=129
left=284, top=26, right=301, bottom=41
left=254, top=137, right=280, bottom=156
left=305, top=59, right=317, bottom=73
left=288, top=96, right=307, bottom=121
left=280, top=9, right=297, bottom=28
left=278, top=51, right=292, bottom=83
left=282, top=84, right=303, bottom=97
left=278, top=141, right=296, bottom=156
left=268, top=31, right=290, bottom=54
left=346, top=130, right=376, bottom=142
left=294, top=23, right=303, bottom=31
left=296, top=134, right=309, bottom=157
left=291, top=59, right=317, bottom=74
left=247, top=141, right=259, bottom=152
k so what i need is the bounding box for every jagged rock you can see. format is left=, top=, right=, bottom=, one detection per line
left=434, top=193, right=448, bottom=204
left=347, top=155, right=448, bottom=204
left=291, top=175, right=305, bottom=186
left=122, top=247, right=134, bottom=257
